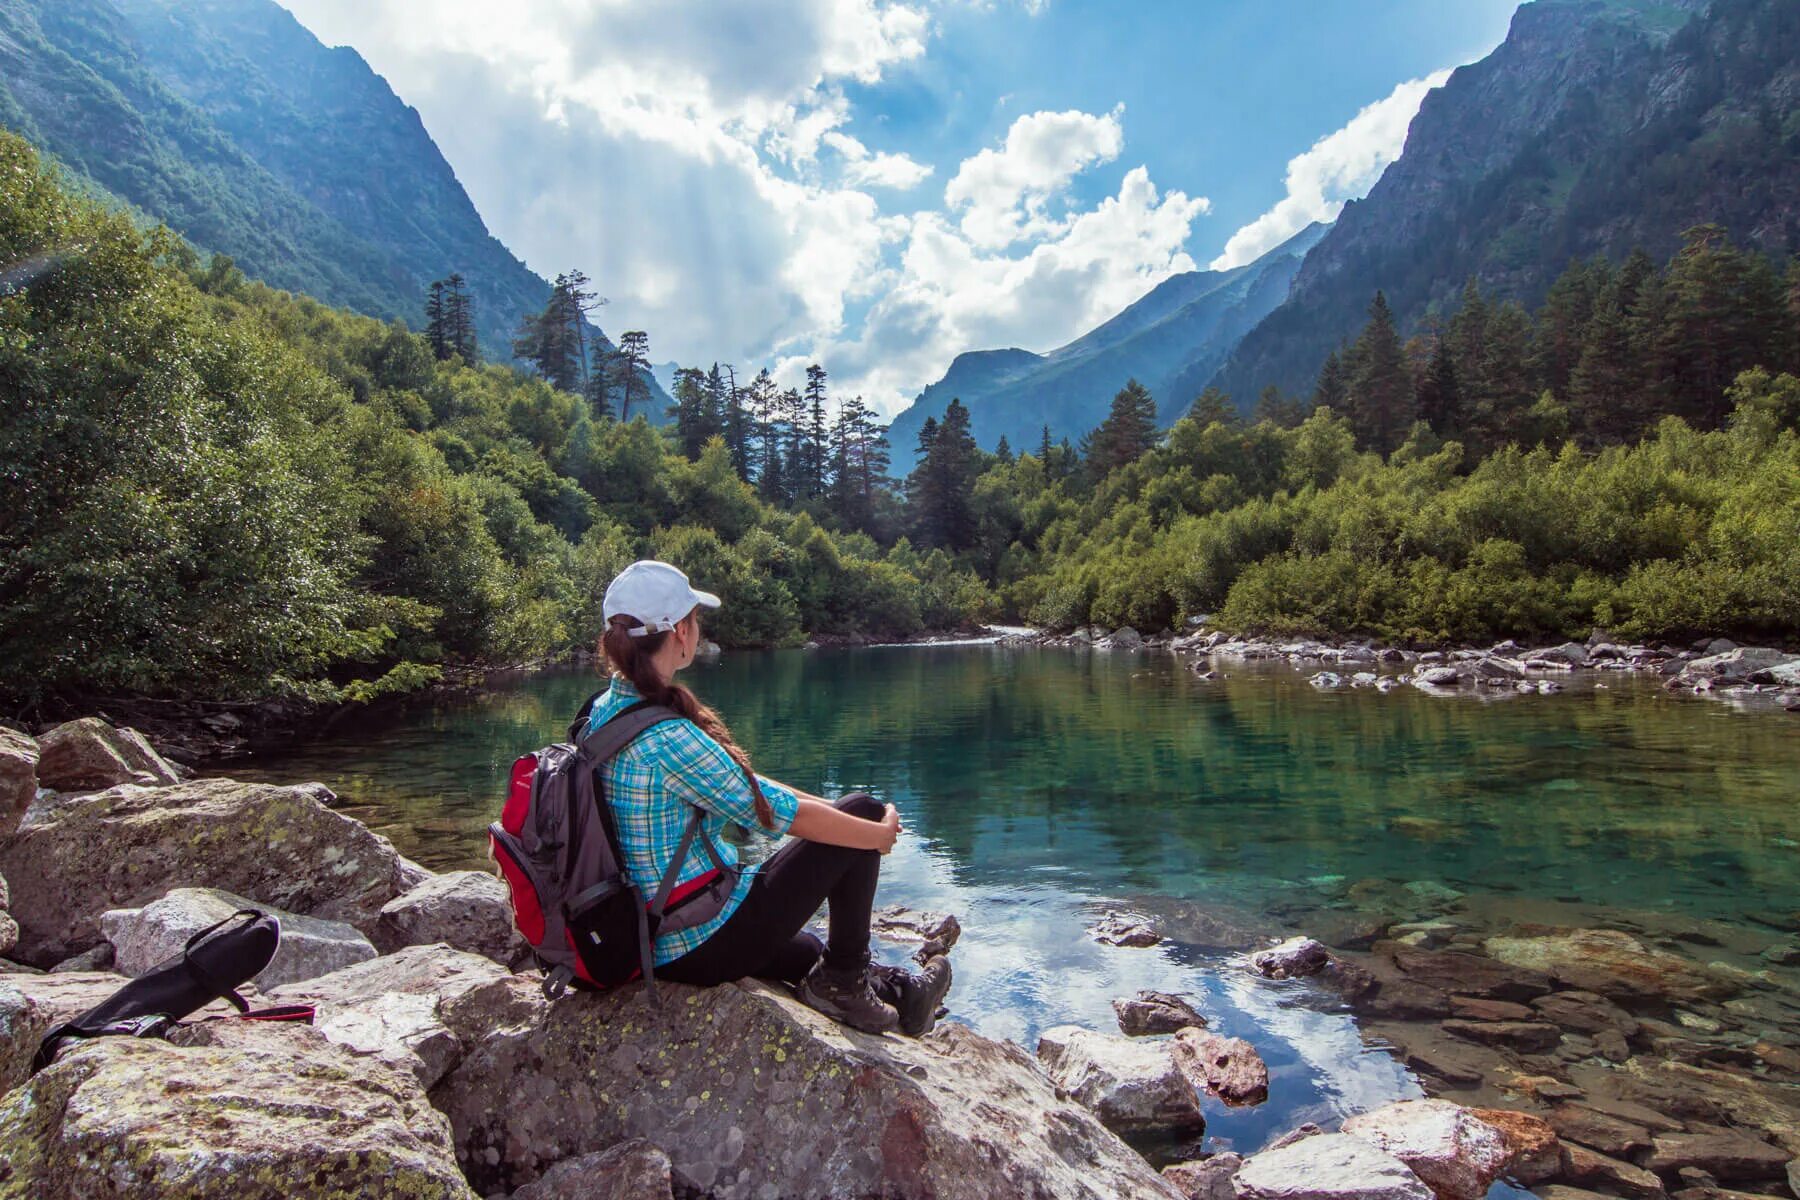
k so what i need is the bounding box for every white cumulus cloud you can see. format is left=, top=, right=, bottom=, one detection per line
left=823, top=131, right=935, bottom=189
left=944, top=106, right=1126, bottom=249
left=1209, top=69, right=1452, bottom=270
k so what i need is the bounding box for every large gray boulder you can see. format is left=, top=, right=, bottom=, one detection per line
left=33, top=717, right=181, bottom=791
left=512, top=1139, right=676, bottom=1200
left=0, top=778, right=428, bottom=965
left=1114, top=990, right=1207, bottom=1036
left=0, top=726, right=37, bottom=840
left=431, top=978, right=1182, bottom=1199
left=0, top=971, right=134, bottom=1093
left=373, top=870, right=524, bottom=965
left=267, top=944, right=519, bottom=1088
left=1233, top=1133, right=1433, bottom=1200
left=1339, top=1100, right=1512, bottom=1200
left=1681, top=647, right=1797, bottom=680
left=101, top=887, right=377, bottom=989
left=0, top=870, right=14, bottom=959
left=1036, top=1025, right=1205, bottom=1135
left=0, top=1020, right=476, bottom=1198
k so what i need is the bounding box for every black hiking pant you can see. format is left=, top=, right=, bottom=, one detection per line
left=656, top=791, right=884, bottom=987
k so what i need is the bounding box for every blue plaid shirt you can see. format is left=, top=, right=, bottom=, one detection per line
left=587, top=677, right=799, bottom=965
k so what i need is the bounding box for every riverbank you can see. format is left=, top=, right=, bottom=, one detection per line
left=6, top=716, right=1799, bottom=1196
left=1002, top=625, right=1800, bottom=713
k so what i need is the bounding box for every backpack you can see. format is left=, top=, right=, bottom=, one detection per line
left=490, top=696, right=739, bottom=1001
left=31, top=908, right=316, bottom=1074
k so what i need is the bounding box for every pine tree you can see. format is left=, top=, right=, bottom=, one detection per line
left=614, top=331, right=650, bottom=420
left=1530, top=258, right=1607, bottom=397
left=802, top=363, right=831, bottom=499
left=670, top=366, right=712, bottom=458
left=1346, top=291, right=1414, bottom=455
left=1448, top=277, right=1490, bottom=404
left=1089, top=379, right=1159, bottom=475
left=994, top=435, right=1013, bottom=464
left=1255, top=385, right=1306, bottom=428
left=1189, top=386, right=1235, bottom=427
left=746, top=368, right=781, bottom=492
left=1038, top=424, right=1053, bottom=465
left=424, top=279, right=449, bottom=360
left=907, top=401, right=978, bottom=550
left=1568, top=288, right=1637, bottom=444
left=1471, top=303, right=1535, bottom=452
left=1414, top=335, right=1462, bottom=438
left=721, top=365, right=752, bottom=480
left=830, top=393, right=891, bottom=532
left=513, top=272, right=598, bottom=392
left=445, top=273, right=478, bottom=363
left=1313, top=347, right=1349, bottom=413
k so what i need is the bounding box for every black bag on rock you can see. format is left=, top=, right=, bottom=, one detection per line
left=29, top=908, right=315, bottom=1074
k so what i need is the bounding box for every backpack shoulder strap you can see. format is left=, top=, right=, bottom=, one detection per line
left=566, top=688, right=608, bottom=743
left=579, top=700, right=682, bottom=766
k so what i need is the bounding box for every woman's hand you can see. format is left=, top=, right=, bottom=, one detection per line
left=875, top=804, right=900, bottom=855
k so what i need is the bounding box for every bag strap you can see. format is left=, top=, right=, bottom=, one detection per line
left=566, top=688, right=608, bottom=743
left=181, top=908, right=267, bottom=1014
left=579, top=699, right=681, bottom=764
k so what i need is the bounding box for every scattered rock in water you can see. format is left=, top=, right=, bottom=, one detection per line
left=1440, top=1018, right=1563, bottom=1054
left=1251, top=936, right=1330, bottom=979
left=373, top=870, right=525, bottom=966
left=0, top=777, right=429, bottom=965
left=1161, top=1151, right=1242, bottom=1200
left=1483, top=929, right=1735, bottom=1003
left=0, top=1020, right=476, bottom=1199
left=1388, top=946, right=1551, bottom=1001
left=1339, top=1099, right=1514, bottom=1200
left=1171, top=1027, right=1268, bottom=1107
left=1681, top=647, right=1795, bottom=681
left=1416, top=667, right=1463, bottom=688
left=1090, top=910, right=1163, bottom=948
left=1127, top=896, right=1272, bottom=951
left=1096, top=627, right=1144, bottom=650
left=433, top=978, right=1179, bottom=1198
left=1470, top=1108, right=1561, bottom=1185
left=1036, top=1025, right=1205, bottom=1135
left=1446, top=996, right=1533, bottom=1022
left=1558, top=1141, right=1668, bottom=1199
left=1759, top=941, right=1800, bottom=966
left=511, top=1139, right=675, bottom=1200
left=1530, top=989, right=1640, bottom=1038
left=1310, top=671, right=1343, bottom=689
left=871, top=904, right=963, bottom=956
left=1113, top=989, right=1207, bottom=1036
left=1546, top=1102, right=1653, bottom=1159
left=1232, top=1132, right=1433, bottom=1200
left=0, top=726, right=37, bottom=840
left=102, top=886, right=377, bottom=988
left=1643, top=1131, right=1791, bottom=1182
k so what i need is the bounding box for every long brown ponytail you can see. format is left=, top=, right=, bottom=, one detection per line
left=602, top=613, right=775, bottom=830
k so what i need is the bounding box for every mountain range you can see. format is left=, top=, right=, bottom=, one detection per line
left=1209, top=0, right=1799, bottom=403
left=886, top=222, right=1328, bottom=466
left=0, top=0, right=668, bottom=410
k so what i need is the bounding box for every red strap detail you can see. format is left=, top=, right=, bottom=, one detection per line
left=659, top=868, right=723, bottom=909
left=565, top=930, right=598, bottom=985
left=501, top=754, right=538, bottom=835
left=236, top=1005, right=316, bottom=1024
left=492, top=834, right=547, bottom=944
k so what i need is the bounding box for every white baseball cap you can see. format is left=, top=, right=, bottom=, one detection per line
left=602, top=560, right=721, bottom=636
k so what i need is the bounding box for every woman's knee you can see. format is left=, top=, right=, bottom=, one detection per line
left=834, top=791, right=884, bottom=820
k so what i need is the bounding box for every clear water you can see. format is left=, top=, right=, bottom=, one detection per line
left=230, top=645, right=1800, bottom=1160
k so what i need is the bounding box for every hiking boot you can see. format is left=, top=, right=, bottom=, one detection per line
left=873, top=956, right=953, bottom=1037
left=797, top=960, right=899, bottom=1035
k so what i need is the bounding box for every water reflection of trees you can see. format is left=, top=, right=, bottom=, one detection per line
left=240, top=650, right=1800, bottom=917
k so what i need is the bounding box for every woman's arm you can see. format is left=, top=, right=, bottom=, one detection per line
left=787, top=795, right=900, bottom=854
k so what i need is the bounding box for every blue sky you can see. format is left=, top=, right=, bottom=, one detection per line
left=279, top=0, right=1521, bottom=413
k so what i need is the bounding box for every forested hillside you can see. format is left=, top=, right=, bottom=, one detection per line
left=0, top=134, right=985, bottom=707
left=1213, top=0, right=1800, bottom=402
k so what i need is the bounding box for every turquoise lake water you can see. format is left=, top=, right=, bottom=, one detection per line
left=231, top=643, right=1800, bottom=1161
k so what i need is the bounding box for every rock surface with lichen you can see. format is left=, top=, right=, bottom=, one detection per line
left=431, top=977, right=1182, bottom=1199
left=0, top=1019, right=476, bottom=1199
left=0, top=778, right=428, bottom=965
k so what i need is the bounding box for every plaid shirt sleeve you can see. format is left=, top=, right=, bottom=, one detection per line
left=653, top=721, right=799, bottom=837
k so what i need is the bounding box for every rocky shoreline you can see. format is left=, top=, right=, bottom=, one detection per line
left=4, top=717, right=1799, bottom=1198
left=1002, top=625, right=1800, bottom=713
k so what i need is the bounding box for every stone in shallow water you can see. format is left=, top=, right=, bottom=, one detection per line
left=1388, top=946, right=1551, bottom=1001
left=1036, top=1025, right=1204, bottom=1135
left=1483, top=929, right=1735, bottom=1002
left=1161, top=1151, right=1241, bottom=1200
left=871, top=904, right=963, bottom=953
left=1251, top=936, right=1330, bottom=979
left=1171, top=1027, right=1268, bottom=1107
left=1113, top=989, right=1206, bottom=1036
left=1558, top=1141, right=1667, bottom=1198
left=1644, top=1131, right=1791, bottom=1181
left=1546, top=1103, right=1652, bottom=1158
left=1233, top=1133, right=1433, bottom=1200
left=1470, top=1107, right=1561, bottom=1185
left=1339, top=1099, right=1513, bottom=1200
left=1090, top=910, right=1161, bottom=947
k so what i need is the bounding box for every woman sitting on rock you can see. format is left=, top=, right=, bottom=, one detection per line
left=590, top=559, right=951, bottom=1036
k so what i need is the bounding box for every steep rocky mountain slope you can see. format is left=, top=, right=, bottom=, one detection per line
left=0, top=0, right=666, bottom=408
left=888, top=223, right=1328, bottom=463
left=1211, top=0, right=1799, bottom=402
